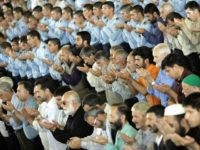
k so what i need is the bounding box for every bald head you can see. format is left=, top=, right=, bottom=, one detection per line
left=63, top=90, right=81, bottom=104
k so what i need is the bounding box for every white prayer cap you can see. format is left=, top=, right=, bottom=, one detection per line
left=164, top=104, right=185, bottom=116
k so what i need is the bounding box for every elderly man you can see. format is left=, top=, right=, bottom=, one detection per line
left=52, top=90, right=93, bottom=148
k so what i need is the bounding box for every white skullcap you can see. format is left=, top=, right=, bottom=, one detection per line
left=164, top=104, right=185, bottom=116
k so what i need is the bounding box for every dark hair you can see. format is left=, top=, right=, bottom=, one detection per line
left=48, top=38, right=61, bottom=49
left=11, top=37, right=19, bottom=43
left=174, top=114, right=185, bottom=124
left=80, top=46, right=96, bottom=57
left=183, top=92, right=200, bottom=111
left=0, top=32, right=5, bottom=39
left=18, top=81, right=33, bottom=95
left=132, top=5, right=144, bottom=15
left=82, top=93, right=102, bottom=107
left=146, top=105, right=165, bottom=117
left=132, top=46, right=154, bottom=64
left=93, top=1, right=103, bottom=9
left=185, top=1, right=200, bottom=11
left=144, top=3, right=160, bottom=15
left=166, top=12, right=183, bottom=23
left=27, top=30, right=41, bottom=40
left=43, top=3, right=53, bottom=11
left=117, top=104, right=129, bottom=119
left=103, top=1, right=115, bottom=9
left=74, top=10, right=84, bottom=18
left=83, top=3, right=93, bottom=10
left=13, top=7, right=23, bottom=14
left=23, top=10, right=32, bottom=18
left=63, top=6, right=73, bottom=17
left=77, top=31, right=91, bottom=45
left=2, top=2, right=13, bottom=11
left=20, top=36, right=27, bottom=43
left=52, top=6, right=62, bottom=14
left=1, top=42, right=12, bottom=49
left=34, top=77, right=60, bottom=94
left=33, top=6, right=42, bottom=12
left=54, top=86, right=70, bottom=97
left=95, top=51, right=109, bottom=60
left=161, top=53, right=191, bottom=70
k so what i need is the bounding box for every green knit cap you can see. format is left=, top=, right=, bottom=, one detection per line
left=182, top=74, right=200, bottom=87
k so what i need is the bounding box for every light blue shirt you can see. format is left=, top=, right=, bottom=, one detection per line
left=101, top=15, right=124, bottom=46
left=147, top=69, right=174, bottom=107
left=33, top=41, right=51, bottom=76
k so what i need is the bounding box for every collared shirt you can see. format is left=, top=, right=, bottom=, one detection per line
left=133, top=128, right=156, bottom=150
left=105, top=122, right=137, bottom=150
left=137, top=64, right=160, bottom=105
left=101, top=15, right=124, bottom=46
left=81, top=127, right=108, bottom=150
left=33, top=41, right=51, bottom=76
left=147, top=69, right=174, bottom=106
left=9, top=94, right=37, bottom=130
left=143, top=19, right=164, bottom=45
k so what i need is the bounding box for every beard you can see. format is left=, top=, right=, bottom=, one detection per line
left=63, top=104, right=75, bottom=115
left=148, top=125, right=159, bottom=133
left=177, top=126, right=186, bottom=136
left=110, top=119, right=123, bottom=131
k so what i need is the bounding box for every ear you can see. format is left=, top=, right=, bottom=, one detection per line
left=144, top=58, right=149, bottom=65
left=121, top=114, right=126, bottom=123
left=180, top=118, right=187, bottom=127
left=83, top=40, right=88, bottom=47
left=153, top=12, right=158, bottom=17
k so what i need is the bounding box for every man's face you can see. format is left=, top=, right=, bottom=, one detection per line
left=164, top=116, right=185, bottom=135
left=0, top=90, right=11, bottom=102
left=126, top=54, right=136, bottom=72
left=144, top=13, right=155, bottom=22
left=184, top=106, right=200, bottom=128
left=130, top=10, right=139, bottom=21
left=164, top=66, right=178, bottom=79
left=27, top=35, right=36, bottom=48
left=34, top=85, right=46, bottom=104
left=59, top=50, right=70, bottom=62
left=121, top=10, right=130, bottom=21
left=134, top=55, right=145, bottom=69
left=113, top=55, right=126, bottom=69
left=16, top=84, right=29, bottom=101
left=74, top=14, right=84, bottom=25
left=28, top=18, right=38, bottom=30
left=153, top=51, right=165, bottom=67
left=61, top=95, right=76, bottom=115
left=86, top=115, right=96, bottom=127
left=95, top=113, right=106, bottom=129
left=13, top=11, right=21, bottom=20
left=102, top=5, right=112, bottom=17
left=146, top=112, right=159, bottom=133
left=93, top=7, right=102, bottom=17
left=62, top=10, right=70, bottom=20
left=82, top=55, right=94, bottom=65
left=11, top=42, right=19, bottom=52
left=19, top=42, right=30, bottom=51
left=108, top=107, right=123, bottom=130
left=181, top=82, right=193, bottom=97
left=48, top=41, right=58, bottom=53
left=186, top=8, right=199, bottom=22
left=132, top=109, right=146, bottom=129
left=75, top=35, right=84, bottom=49
left=83, top=8, right=92, bottom=18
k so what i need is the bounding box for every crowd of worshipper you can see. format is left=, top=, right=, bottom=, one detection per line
left=0, top=0, right=200, bottom=150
